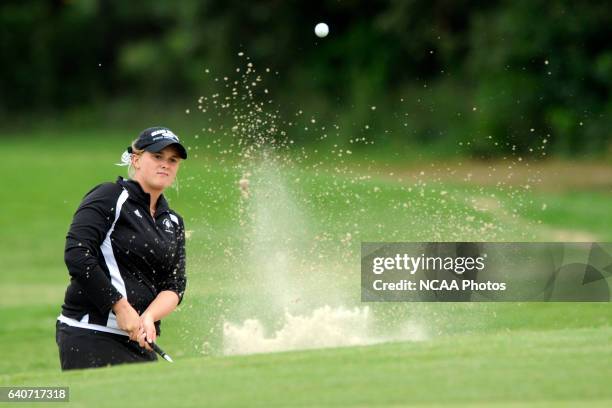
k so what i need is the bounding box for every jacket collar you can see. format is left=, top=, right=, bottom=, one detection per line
left=116, top=176, right=170, bottom=215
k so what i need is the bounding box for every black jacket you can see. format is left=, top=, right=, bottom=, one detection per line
left=58, top=176, right=186, bottom=336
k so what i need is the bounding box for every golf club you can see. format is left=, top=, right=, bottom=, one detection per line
left=150, top=341, right=173, bottom=363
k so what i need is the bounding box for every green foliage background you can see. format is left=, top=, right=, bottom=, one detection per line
left=1, top=0, right=610, bottom=156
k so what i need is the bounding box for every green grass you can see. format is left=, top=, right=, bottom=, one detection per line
left=4, top=326, right=612, bottom=407
left=1, top=131, right=610, bottom=406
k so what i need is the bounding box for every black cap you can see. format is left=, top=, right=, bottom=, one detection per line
left=131, top=127, right=188, bottom=159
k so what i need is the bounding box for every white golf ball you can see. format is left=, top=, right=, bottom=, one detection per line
left=314, top=23, right=329, bottom=38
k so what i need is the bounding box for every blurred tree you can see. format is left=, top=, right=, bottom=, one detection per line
left=0, top=0, right=609, bottom=156
left=468, top=0, right=612, bottom=155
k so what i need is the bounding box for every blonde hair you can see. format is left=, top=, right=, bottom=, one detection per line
left=128, top=140, right=145, bottom=179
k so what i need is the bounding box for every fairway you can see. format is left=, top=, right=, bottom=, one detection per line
left=1, top=132, right=611, bottom=407
left=4, top=326, right=612, bottom=407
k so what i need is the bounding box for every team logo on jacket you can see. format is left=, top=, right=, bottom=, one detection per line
left=162, top=218, right=174, bottom=233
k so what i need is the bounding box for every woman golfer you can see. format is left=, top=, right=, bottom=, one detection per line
left=56, top=127, right=187, bottom=370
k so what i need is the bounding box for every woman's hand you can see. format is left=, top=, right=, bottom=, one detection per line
left=139, top=312, right=156, bottom=351
left=134, top=291, right=179, bottom=352
left=112, top=298, right=144, bottom=343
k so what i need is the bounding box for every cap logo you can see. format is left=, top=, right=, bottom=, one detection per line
left=151, top=129, right=179, bottom=142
